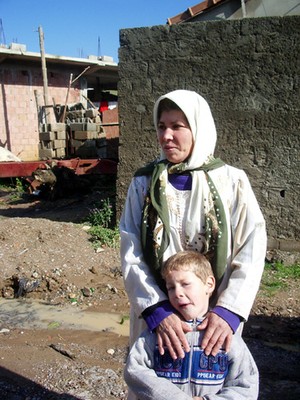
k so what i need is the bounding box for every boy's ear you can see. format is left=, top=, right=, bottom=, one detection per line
left=206, top=275, right=215, bottom=294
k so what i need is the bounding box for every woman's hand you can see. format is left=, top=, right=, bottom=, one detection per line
left=156, top=313, right=191, bottom=360
left=197, top=312, right=233, bottom=356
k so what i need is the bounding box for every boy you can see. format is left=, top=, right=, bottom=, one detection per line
left=124, top=251, right=259, bottom=399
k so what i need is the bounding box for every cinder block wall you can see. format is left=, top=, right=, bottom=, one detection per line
left=0, top=64, right=80, bottom=160
left=117, top=16, right=300, bottom=251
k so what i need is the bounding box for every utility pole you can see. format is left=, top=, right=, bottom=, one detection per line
left=0, top=18, right=6, bottom=46
left=98, top=36, right=101, bottom=58
left=38, top=26, right=49, bottom=123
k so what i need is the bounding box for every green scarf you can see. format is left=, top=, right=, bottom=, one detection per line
left=135, top=157, right=228, bottom=289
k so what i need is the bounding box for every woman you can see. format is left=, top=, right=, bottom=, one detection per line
left=120, top=89, right=266, bottom=365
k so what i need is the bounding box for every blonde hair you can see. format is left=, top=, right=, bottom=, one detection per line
left=161, top=251, right=213, bottom=284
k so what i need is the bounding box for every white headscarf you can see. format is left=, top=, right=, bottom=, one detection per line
left=153, top=89, right=217, bottom=169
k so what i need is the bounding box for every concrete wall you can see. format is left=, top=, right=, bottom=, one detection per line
left=0, top=62, right=81, bottom=161
left=243, top=0, right=300, bottom=18
left=188, top=0, right=300, bottom=21
left=117, top=16, right=300, bottom=251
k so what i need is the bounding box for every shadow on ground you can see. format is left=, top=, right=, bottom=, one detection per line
left=244, top=314, right=300, bottom=400
left=0, top=366, right=80, bottom=399
left=0, top=174, right=116, bottom=224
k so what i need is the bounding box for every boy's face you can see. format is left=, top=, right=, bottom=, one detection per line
left=165, top=269, right=215, bottom=320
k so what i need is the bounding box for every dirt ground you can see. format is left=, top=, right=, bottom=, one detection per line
left=0, top=183, right=299, bottom=400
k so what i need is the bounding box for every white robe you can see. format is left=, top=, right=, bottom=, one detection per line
left=120, top=163, right=266, bottom=346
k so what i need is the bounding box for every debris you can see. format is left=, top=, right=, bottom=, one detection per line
left=18, top=249, right=28, bottom=256
left=68, top=293, right=78, bottom=304
left=90, top=266, right=98, bottom=275
left=31, top=164, right=92, bottom=200
left=82, top=287, right=93, bottom=297
left=107, top=283, right=118, bottom=294
left=0, top=147, right=21, bottom=161
left=15, top=277, right=40, bottom=298
left=49, top=343, right=76, bottom=360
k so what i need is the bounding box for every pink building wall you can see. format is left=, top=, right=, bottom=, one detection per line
left=0, top=65, right=80, bottom=161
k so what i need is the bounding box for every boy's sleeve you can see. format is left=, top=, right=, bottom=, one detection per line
left=202, top=335, right=259, bottom=400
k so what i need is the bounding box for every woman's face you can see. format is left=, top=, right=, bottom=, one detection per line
left=157, top=109, right=194, bottom=164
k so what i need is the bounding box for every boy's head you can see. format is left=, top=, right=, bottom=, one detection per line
left=161, top=251, right=215, bottom=320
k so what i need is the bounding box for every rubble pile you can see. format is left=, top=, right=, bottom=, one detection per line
left=38, top=103, right=107, bottom=160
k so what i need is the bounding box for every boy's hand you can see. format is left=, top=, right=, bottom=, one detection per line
left=197, top=312, right=233, bottom=356
left=156, top=313, right=191, bottom=360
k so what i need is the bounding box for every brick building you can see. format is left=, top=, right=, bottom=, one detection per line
left=0, top=43, right=119, bottom=161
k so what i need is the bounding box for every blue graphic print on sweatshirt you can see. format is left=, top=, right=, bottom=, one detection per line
left=154, top=345, right=228, bottom=387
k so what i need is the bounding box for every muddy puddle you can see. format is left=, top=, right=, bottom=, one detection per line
left=0, top=299, right=129, bottom=336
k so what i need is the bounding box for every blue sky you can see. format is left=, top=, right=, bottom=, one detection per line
left=0, top=0, right=196, bottom=62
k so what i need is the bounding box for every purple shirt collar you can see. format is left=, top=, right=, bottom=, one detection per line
left=168, top=173, right=192, bottom=190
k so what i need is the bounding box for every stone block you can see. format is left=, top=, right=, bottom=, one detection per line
left=48, top=123, right=66, bottom=132
left=55, top=131, right=67, bottom=140
left=74, top=131, right=98, bottom=140
left=39, top=132, right=55, bottom=141
left=85, top=109, right=99, bottom=118
left=39, top=148, right=56, bottom=158
left=53, top=140, right=66, bottom=149
left=40, top=141, right=54, bottom=149
left=84, top=122, right=98, bottom=131
left=55, top=148, right=66, bottom=158
left=69, top=122, right=85, bottom=131
left=39, top=123, right=48, bottom=133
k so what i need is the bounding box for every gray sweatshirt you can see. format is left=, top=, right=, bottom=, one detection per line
left=125, top=320, right=259, bottom=399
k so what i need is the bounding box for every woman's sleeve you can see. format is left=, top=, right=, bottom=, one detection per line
left=120, top=177, right=168, bottom=318
left=217, top=169, right=267, bottom=321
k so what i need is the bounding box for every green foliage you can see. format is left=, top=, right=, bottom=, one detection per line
left=0, top=177, right=26, bottom=201
left=15, top=178, right=25, bottom=193
left=119, top=315, right=130, bottom=325
left=89, top=225, right=120, bottom=249
left=260, top=262, right=300, bottom=296
left=87, top=198, right=114, bottom=228
left=86, top=198, right=120, bottom=248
